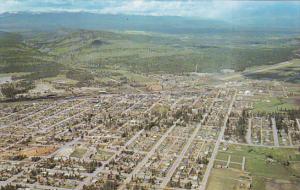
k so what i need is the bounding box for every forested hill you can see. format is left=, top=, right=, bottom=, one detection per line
left=0, top=12, right=299, bottom=34
left=0, top=29, right=299, bottom=77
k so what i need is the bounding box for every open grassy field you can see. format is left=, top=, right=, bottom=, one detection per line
left=93, top=149, right=114, bottom=161
left=213, top=145, right=300, bottom=190
left=70, top=147, right=87, bottom=158
left=253, top=97, right=299, bottom=113
left=207, top=168, right=251, bottom=190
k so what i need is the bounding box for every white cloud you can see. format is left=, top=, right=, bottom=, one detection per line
left=0, top=0, right=299, bottom=20
left=97, top=0, right=242, bottom=18
left=0, top=0, right=22, bottom=13
left=0, top=0, right=241, bottom=17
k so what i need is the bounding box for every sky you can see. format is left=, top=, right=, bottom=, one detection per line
left=0, top=0, right=299, bottom=20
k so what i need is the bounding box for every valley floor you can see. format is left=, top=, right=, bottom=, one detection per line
left=0, top=68, right=299, bottom=190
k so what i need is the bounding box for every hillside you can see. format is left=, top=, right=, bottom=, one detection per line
left=27, top=29, right=300, bottom=72
left=0, top=31, right=63, bottom=80
left=0, top=29, right=299, bottom=84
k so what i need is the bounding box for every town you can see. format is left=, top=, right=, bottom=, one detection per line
left=0, top=72, right=299, bottom=190
left=1, top=1, right=300, bottom=189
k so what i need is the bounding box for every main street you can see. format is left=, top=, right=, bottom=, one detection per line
left=199, top=89, right=237, bottom=190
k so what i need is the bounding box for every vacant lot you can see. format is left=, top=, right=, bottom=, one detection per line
left=70, top=147, right=87, bottom=158
left=207, top=168, right=251, bottom=190
left=212, top=145, right=300, bottom=190
left=20, top=146, right=56, bottom=157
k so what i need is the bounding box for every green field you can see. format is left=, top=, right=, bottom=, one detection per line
left=70, top=148, right=87, bottom=158
left=253, top=97, right=298, bottom=113
left=93, top=149, right=114, bottom=161
left=212, top=145, right=300, bottom=190
left=207, top=168, right=251, bottom=190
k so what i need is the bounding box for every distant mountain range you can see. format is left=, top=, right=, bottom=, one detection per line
left=0, top=12, right=299, bottom=34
